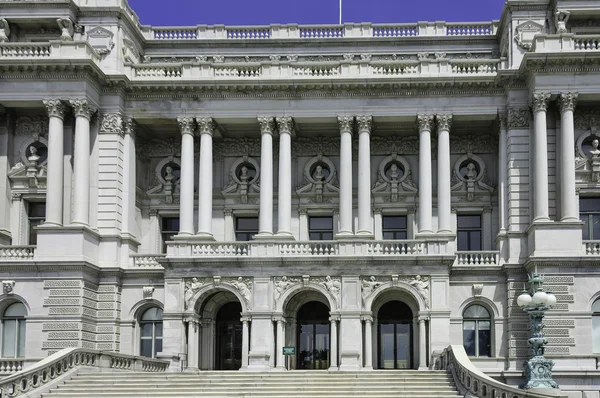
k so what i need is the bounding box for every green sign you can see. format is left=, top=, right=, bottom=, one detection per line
left=283, top=346, right=295, bottom=355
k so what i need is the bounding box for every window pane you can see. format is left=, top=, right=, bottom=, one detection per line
left=154, top=338, right=163, bottom=357
left=580, top=198, right=600, bottom=212
left=470, top=231, right=482, bottom=251
left=582, top=216, right=591, bottom=240
left=2, top=320, right=16, bottom=357
left=458, top=215, right=481, bottom=228
left=142, top=307, right=162, bottom=321
left=17, top=320, right=26, bottom=357
left=383, top=232, right=394, bottom=240
left=309, top=217, right=333, bottom=230
left=28, top=203, right=46, bottom=218
left=236, top=217, right=259, bottom=231
left=593, top=315, right=600, bottom=353
left=457, top=231, right=469, bottom=251
left=593, top=215, right=600, bottom=240
left=140, top=339, right=153, bottom=358
left=161, top=217, right=179, bottom=232
left=309, top=232, right=320, bottom=241
left=322, top=232, right=333, bottom=240
left=462, top=322, right=476, bottom=356
left=141, top=323, right=153, bottom=337
left=396, top=231, right=408, bottom=240
left=4, top=303, right=26, bottom=317
left=478, top=328, right=491, bottom=357
left=383, top=216, right=406, bottom=230
left=155, top=323, right=163, bottom=338
left=464, top=305, right=490, bottom=319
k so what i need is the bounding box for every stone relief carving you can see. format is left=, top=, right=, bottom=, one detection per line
left=293, top=137, right=339, bottom=156
left=215, top=138, right=261, bottom=160
left=228, top=277, right=252, bottom=309
left=575, top=130, right=600, bottom=182
left=409, top=275, right=429, bottom=309
left=142, top=286, right=154, bottom=300
left=514, top=20, right=544, bottom=51
left=9, top=139, right=48, bottom=188
left=372, top=154, right=417, bottom=202
left=57, top=18, right=74, bottom=41
left=122, top=37, right=141, bottom=64
left=451, top=154, right=494, bottom=201
left=450, top=134, right=497, bottom=154
left=146, top=157, right=181, bottom=203
left=137, top=137, right=181, bottom=158
left=86, top=26, right=115, bottom=56
left=99, top=113, right=124, bottom=135
left=296, top=154, right=339, bottom=203
left=472, top=284, right=484, bottom=297
left=507, top=108, right=530, bottom=128
left=183, top=277, right=210, bottom=310
left=555, top=10, right=570, bottom=34
left=3, top=280, right=15, bottom=295
left=222, top=156, right=260, bottom=204
left=315, top=276, right=341, bottom=302
left=0, top=18, right=10, bottom=43
left=370, top=136, right=419, bottom=155
left=574, top=108, right=600, bottom=131
left=274, top=276, right=300, bottom=299
left=361, top=276, right=384, bottom=302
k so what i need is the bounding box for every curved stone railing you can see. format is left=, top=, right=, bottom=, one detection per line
left=584, top=241, right=600, bottom=255
left=439, top=345, right=563, bottom=398
left=455, top=251, right=500, bottom=265
left=0, top=348, right=168, bottom=398
left=0, top=246, right=35, bottom=261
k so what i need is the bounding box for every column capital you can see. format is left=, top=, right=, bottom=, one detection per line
left=177, top=117, right=196, bottom=136
left=558, top=92, right=578, bottom=114
left=43, top=99, right=66, bottom=120
left=275, top=116, right=295, bottom=135
left=436, top=113, right=452, bottom=133
left=530, top=92, right=551, bottom=113
left=99, top=113, right=124, bottom=135
left=337, top=115, right=354, bottom=134
left=197, top=117, right=215, bottom=136
left=356, top=115, right=373, bottom=133
left=498, top=111, right=508, bottom=131
left=124, top=117, right=137, bottom=137
left=417, top=114, right=434, bottom=132
left=257, top=116, right=275, bottom=135
left=69, top=98, right=96, bottom=120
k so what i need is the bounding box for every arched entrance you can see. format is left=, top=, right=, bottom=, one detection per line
left=296, top=301, right=330, bottom=370
left=215, top=301, right=243, bottom=370
left=377, top=301, right=413, bottom=369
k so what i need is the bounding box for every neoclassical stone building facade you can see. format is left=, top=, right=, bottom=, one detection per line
left=1, top=0, right=600, bottom=395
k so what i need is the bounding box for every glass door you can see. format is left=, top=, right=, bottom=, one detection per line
left=377, top=301, right=413, bottom=369
left=216, top=302, right=243, bottom=370
left=296, top=302, right=330, bottom=369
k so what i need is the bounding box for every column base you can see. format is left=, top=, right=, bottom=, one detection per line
left=272, top=366, right=287, bottom=372
left=244, top=351, right=271, bottom=372
left=418, top=366, right=428, bottom=371
left=361, top=366, right=373, bottom=371
left=173, top=232, right=195, bottom=239
left=272, top=232, right=295, bottom=240
left=253, top=232, right=274, bottom=240
left=192, top=232, right=215, bottom=241
left=35, top=224, right=100, bottom=263
left=328, top=366, right=340, bottom=371
left=339, top=351, right=361, bottom=371
left=355, top=231, right=375, bottom=239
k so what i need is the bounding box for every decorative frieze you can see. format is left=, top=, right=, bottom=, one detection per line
left=293, top=137, right=339, bottom=156
left=99, top=113, right=124, bottom=135
left=507, top=107, right=530, bottom=128
left=450, top=134, right=497, bottom=154
left=370, top=136, right=419, bottom=155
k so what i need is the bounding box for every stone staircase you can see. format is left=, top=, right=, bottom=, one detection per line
left=40, top=369, right=460, bottom=397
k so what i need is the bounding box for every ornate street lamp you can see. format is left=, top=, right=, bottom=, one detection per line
left=517, top=274, right=559, bottom=390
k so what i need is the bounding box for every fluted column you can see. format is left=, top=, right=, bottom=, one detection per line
left=436, top=114, right=452, bottom=234
left=418, top=317, right=427, bottom=370
left=69, top=99, right=95, bottom=225
left=276, top=318, right=286, bottom=369
left=337, top=116, right=354, bottom=237
left=357, top=116, right=373, bottom=236
left=363, top=316, right=373, bottom=369
left=558, top=92, right=579, bottom=221
left=177, top=117, right=196, bottom=236
left=43, top=99, right=66, bottom=226
left=257, top=117, right=275, bottom=237
left=241, top=318, right=250, bottom=369
left=329, top=317, right=338, bottom=369
left=531, top=93, right=551, bottom=222
left=197, top=117, right=215, bottom=239
left=276, top=117, right=294, bottom=239
left=418, top=115, right=434, bottom=234
left=498, top=114, right=508, bottom=232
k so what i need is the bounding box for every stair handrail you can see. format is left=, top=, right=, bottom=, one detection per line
left=438, top=345, right=565, bottom=398
left=0, top=348, right=169, bottom=398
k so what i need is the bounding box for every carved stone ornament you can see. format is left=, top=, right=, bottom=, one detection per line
left=2, top=280, right=15, bottom=295
left=514, top=20, right=544, bottom=51
left=183, top=277, right=210, bottom=310
left=436, top=114, right=452, bottom=132
left=293, top=137, right=339, bottom=156
left=337, top=116, right=354, bottom=133
left=197, top=117, right=215, bottom=136
left=222, top=155, right=260, bottom=203
left=56, top=18, right=74, bottom=41
left=372, top=154, right=417, bottom=202
left=507, top=108, right=530, bottom=128
left=531, top=92, right=551, bottom=113
left=296, top=154, right=339, bottom=203
left=558, top=92, right=578, bottom=114
left=226, top=277, right=252, bottom=309
left=137, top=137, right=181, bottom=158
left=0, top=18, right=10, bottom=43
left=450, top=134, right=497, bottom=154
left=451, top=154, right=494, bottom=201
left=69, top=99, right=96, bottom=120
left=274, top=276, right=300, bottom=299
left=575, top=131, right=600, bottom=182
left=409, top=275, right=429, bottom=309
left=99, top=113, right=124, bottom=135
left=257, top=116, right=275, bottom=134
left=317, top=276, right=341, bottom=302
left=86, top=26, right=115, bottom=55
left=371, top=136, right=419, bottom=155
left=356, top=115, right=372, bottom=133
left=555, top=10, right=570, bottom=34
left=417, top=114, right=435, bottom=131
left=472, top=283, right=484, bottom=297
left=276, top=116, right=294, bottom=134
left=177, top=117, right=195, bottom=135
left=15, top=116, right=49, bottom=138
left=142, top=286, right=154, bottom=300
left=42, top=99, right=66, bottom=120
left=9, top=138, right=48, bottom=188
left=361, top=276, right=384, bottom=302
left=146, top=156, right=181, bottom=203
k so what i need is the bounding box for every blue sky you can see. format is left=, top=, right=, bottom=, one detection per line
left=128, top=0, right=506, bottom=27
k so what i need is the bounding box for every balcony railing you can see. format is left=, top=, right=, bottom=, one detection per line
left=585, top=241, right=600, bottom=255
left=0, top=41, right=100, bottom=62
left=0, top=246, right=35, bottom=261
left=130, top=254, right=166, bottom=268
left=454, top=251, right=500, bottom=265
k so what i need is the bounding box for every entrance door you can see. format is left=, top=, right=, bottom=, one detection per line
left=216, top=301, right=243, bottom=370
left=378, top=301, right=413, bottom=369
left=296, top=301, right=330, bottom=370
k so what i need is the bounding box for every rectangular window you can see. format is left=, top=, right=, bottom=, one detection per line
left=309, top=216, right=333, bottom=241
left=580, top=197, right=600, bottom=240
left=27, top=202, right=45, bottom=245
left=382, top=216, right=408, bottom=240
left=160, top=217, right=179, bottom=253
left=457, top=215, right=482, bottom=251
left=235, top=217, right=259, bottom=241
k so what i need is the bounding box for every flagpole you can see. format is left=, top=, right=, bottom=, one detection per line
left=339, top=0, right=342, bottom=24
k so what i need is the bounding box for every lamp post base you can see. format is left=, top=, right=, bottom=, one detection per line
left=520, top=356, right=559, bottom=390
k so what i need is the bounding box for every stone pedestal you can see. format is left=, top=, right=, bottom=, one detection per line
left=35, top=225, right=100, bottom=263
left=339, top=317, right=362, bottom=371
left=527, top=221, right=584, bottom=257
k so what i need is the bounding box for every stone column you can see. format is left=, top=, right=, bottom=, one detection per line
left=122, top=118, right=137, bottom=238
left=363, top=316, right=373, bottom=369
left=276, top=318, right=286, bottom=369
left=241, top=318, right=250, bottom=369
left=69, top=99, right=95, bottom=226
left=436, top=114, right=452, bottom=234
left=558, top=92, right=579, bottom=221
left=43, top=99, right=66, bottom=226
left=276, top=117, right=294, bottom=239
left=197, top=117, right=215, bottom=239
left=531, top=93, right=551, bottom=222
left=357, top=116, right=373, bottom=236
left=256, top=117, right=275, bottom=237
left=329, top=317, right=338, bottom=370
left=417, top=115, right=434, bottom=234
left=498, top=114, right=508, bottom=232
left=418, top=317, right=427, bottom=370
left=186, top=318, right=199, bottom=369
left=177, top=117, right=196, bottom=236
left=337, top=116, right=354, bottom=237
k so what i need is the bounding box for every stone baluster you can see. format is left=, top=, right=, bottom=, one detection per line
left=363, top=316, right=373, bottom=369
left=256, top=117, right=275, bottom=238
left=436, top=114, right=452, bottom=233
left=531, top=92, right=551, bottom=222
left=417, top=115, right=434, bottom=234
left=275, top=318, right=286, bottom=369
left=558, top=92, right=579, bottom=221
left=337, top=116, right=354, bottom=237
left=177, top=117, right=196, bottom=236
left=69, top=99, right=95, bottom=226
left=42, top=99, right=66, bottom=226
left=241, top=317, right=250, bottom=369
left=197, top=117, right=215, bottom=239
left=357, top=116, right=373, bottom=237
left=276, top=117, right=294, bottom=239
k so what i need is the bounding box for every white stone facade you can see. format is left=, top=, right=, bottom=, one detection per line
left=1, top=0, right=600, bottom=396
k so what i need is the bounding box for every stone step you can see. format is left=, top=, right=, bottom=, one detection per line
left=43, top=394, right=462, bottom=398
left=63, top=380, right=454, bottom=387
left=56, top=385, right=458, bottom=392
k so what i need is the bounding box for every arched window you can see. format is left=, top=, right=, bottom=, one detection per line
left=2, top=302, right=27, bottom=358
left=140, top=307, right=163, bottom=358
left=463, top=304, right=491, bottom=357
left=592, top=300, right=600, bottom=353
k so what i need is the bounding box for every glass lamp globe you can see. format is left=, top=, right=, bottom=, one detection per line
left=532, top=290, right=548, bottom=305
left=545, top=292, right=557, bottom=307
left=517, top=291, right=532, bottom=307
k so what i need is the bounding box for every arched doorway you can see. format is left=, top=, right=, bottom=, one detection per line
left=296, top=301, right=330, bottom=370
left=377, top=301, right=413, bottom=369
left=215, top=301, right=243, bottom=370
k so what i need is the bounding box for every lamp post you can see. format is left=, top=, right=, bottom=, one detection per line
left=516, top=274, right=559, bottom=390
